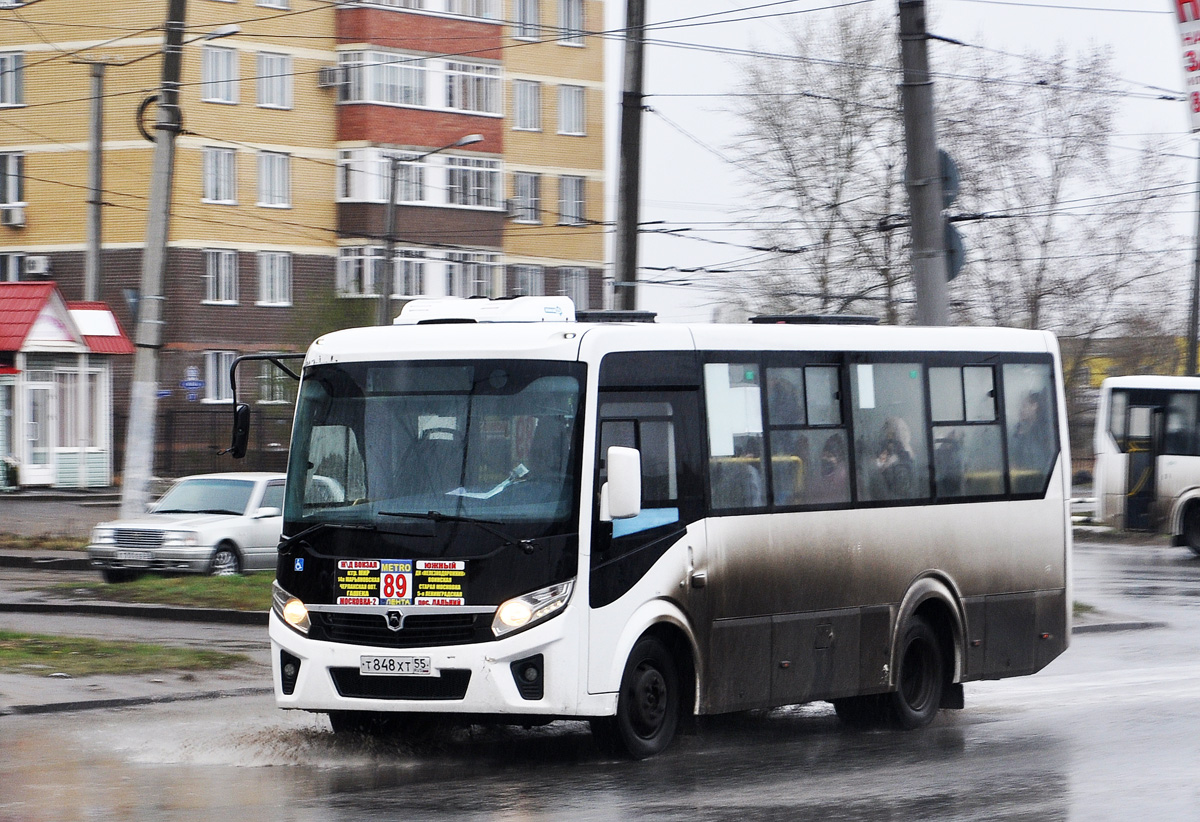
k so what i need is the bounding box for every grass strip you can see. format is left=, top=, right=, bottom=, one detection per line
left=0, top=533, right=88, bottom=552
left=0, top=630, right=247, bottom=677
left=50, top=573, right=274, bottom=611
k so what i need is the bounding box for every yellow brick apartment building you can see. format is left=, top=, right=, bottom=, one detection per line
left=0, top=0, right=606, bottom=481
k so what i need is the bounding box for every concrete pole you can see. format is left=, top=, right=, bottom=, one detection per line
left=898, top=0, right=949, bottom=326
left=1187, top=147, right=1200, bottom=375
left=377, top=155, right=400, bottom=326
left=85, top=62, right=105, bottom=303
left=120, top=0, right=186, bottom=517
left=612, top=0, right=646, bottom=311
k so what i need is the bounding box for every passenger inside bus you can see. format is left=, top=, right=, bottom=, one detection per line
left=874, top=416, right=916, bottom=497
left=810, top=432, right=850, bottom=504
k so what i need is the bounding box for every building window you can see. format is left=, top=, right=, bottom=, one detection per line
left=559, top=175, right=585, bottom=225
left=203, top=249, right=239, bottom=304
left=0, top=252, right=25, bottom=282
left=257, top=151, right=291, bottom=207
left=395, top=249, right=426, bottom=296
left=512, top=172, right=541, bottom=224
left=447, top=0, right=499, bottom=18
left=205, top=351, right=237, bottom=402
left=446, top=156, right=500, bottom=208
left=0, top=152, right=23, bottom=206
left=558, top=0, right=584, bottom=45
left=202, top=147, right=237, bottom=203
left=257, top=251, right=292, bottom=305
left=558, top=84, right=585, bottom=134
left=513, top=80, right=541, bottom=130
left=559, top=266, right=588, bottom=309
left=338, top=149, right=427, bottom=203
left=445, top=61, right=500, bottom=114
left=337, top=246, right=383, bottom=296
left=338, top=51, right=427, bottom=106
left=259, top=362, right=294, bottom=404
left=201, top=46, right=239, bottom=103
left=447, top=252, right=496, bottom=297
left=514, top=0, right=539, bottom=39
left=256, top=52, right=292, bottom=108
left=513, top=264, right=544, bottom=296
left=0, top=53, right=23, bottom=106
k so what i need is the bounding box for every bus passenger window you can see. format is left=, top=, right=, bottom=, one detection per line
left=1165, top=393, right=1198, bottom=456
left=704, top=362, right=766, bottom=510
left=1004, top=364, right=1057, bottom=494
left=765, top=364, right=846, bottom=506
left=929, top=366, right=1003, bottom=498
left=851, top=362, right=930, bottom=502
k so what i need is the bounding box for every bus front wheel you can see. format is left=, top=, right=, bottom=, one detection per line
left=591, top=636, right=680, bottom=759
left=885, top=615, right=945, bottom=730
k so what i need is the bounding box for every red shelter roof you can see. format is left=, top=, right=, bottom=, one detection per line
left=0, top=283, right=133, bottom=355
left=0, top=282, right=55, bottom=351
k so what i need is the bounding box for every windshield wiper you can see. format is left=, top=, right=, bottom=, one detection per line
left=379, top=510, right=537, bottom=556
left=278, top=521, right=376, bottom=552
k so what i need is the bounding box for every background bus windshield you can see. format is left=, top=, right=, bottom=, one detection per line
left=286, top=360, right=585, bottom=528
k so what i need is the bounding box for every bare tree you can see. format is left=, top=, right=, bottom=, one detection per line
left=726, top=11, right=910, bottom=322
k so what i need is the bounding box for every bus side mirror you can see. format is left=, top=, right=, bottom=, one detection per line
left=228, top=403, right=251, bottom=459
left=600, top=446, right=641, bottom=521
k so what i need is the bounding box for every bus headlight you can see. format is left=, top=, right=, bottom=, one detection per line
left=492, top=580, right=573, bottom=638
left=272, top=581, right=310, bottom=634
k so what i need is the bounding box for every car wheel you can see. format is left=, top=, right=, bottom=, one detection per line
left=591, top=636, right=680, bottom=759
left=209, top=543, right=241, bottom=576
left=885, top=615, right=945, bottom=730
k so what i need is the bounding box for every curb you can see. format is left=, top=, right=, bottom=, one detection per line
left=1072, top=620, right=1167, bottom=634
left=0, top=554, right=93, bottom=572
left=0, top=685, right=273, bottom=717
left=0, top=601, right=267, bottom=626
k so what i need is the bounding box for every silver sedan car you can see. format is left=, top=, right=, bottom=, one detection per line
left=87, top=472, right=286, bottom=583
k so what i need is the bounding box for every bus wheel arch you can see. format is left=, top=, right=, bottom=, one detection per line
left=891, top=576, right=964, bottom=720
left=591, top=621, right=695, bottom=759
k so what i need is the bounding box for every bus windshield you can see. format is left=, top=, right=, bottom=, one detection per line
left=286, top=359, right=585, bottom=532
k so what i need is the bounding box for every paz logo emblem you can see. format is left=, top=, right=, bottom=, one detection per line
left=386, top=611, right=404, bottom=632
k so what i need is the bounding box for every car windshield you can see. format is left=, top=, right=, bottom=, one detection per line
left=153, top=478, right=255, bottom=516
left=286, top=360, right=584, bottom=527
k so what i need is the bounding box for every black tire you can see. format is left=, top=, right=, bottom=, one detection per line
left=885, top=615, right=946, bottom=730
left=832, top=694, right=886, bottom=728
left=101, top=568, right=140, bottom=584
left=591, top=636, right=680, bottom=759
left=1184, top=506, right=1200, bottom=556
left=208, top=543, right=241, bottom=576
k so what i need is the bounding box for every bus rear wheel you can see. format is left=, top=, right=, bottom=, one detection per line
left=591, top=636, right=680, bottom=759
left=885, top=615, right=945, bottom=730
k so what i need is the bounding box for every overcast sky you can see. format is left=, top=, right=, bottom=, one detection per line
left=601, top=1, right=1191, bottom=321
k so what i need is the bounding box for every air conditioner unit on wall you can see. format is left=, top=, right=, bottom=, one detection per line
left=1, top=206, right=25, bottom=228
left=316, top=66, right=343, bottom=88
left=23, top=255, right=50, bottom=276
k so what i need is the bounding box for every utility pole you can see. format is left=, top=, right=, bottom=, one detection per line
left=897, top=0, right=949, bottom=326
left=377, top=155, right=401, bottom=327
left=1188, top=148, right=1200, bottom=375
left=80, top=61, right=109, bottom=303
left=120, top=0, right=186, bottom=518
left=612, top=0, right=646, bottom=311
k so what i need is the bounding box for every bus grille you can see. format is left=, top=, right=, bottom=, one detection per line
left=309, top=612, right=490, bottom=648
left=329, top=668, right=471, bottom=700
left=114, top=530, right=164, bottom=549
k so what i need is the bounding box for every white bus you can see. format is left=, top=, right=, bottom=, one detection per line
left=1094, top=375, right=1200, bottom=553
left=229, top=298, right=1071, bottom=759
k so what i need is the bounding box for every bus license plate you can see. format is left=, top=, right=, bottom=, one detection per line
left=359, top=655, right=435, bottom=677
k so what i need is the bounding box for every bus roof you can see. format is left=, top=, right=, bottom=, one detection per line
left=1099, top=375, right=1200, bottom=391
left=305, top=316, right=1058, bottom=367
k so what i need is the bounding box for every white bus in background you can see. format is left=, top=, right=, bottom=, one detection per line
left=1094, top=375, right=1200, bottom=553
left=228, top=298, right=1071, bottom=759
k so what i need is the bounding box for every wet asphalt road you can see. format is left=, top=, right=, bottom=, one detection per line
left=2, top=539, right=1199, bottom=821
